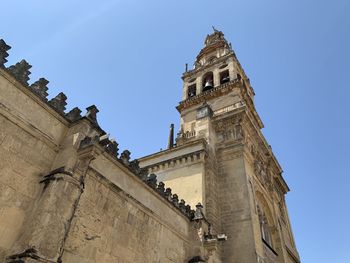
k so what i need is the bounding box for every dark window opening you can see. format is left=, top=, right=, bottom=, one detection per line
left=220, top=70, right=230, bottom=84
left=187, top=84, right=196, bottom=98
left=237, top=73, right=242, bottom=80
left=258, top=206, right=273, bottom=248
left=202, top=72, right=214, bottom=92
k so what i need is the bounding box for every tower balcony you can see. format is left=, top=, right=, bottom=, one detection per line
left=177, top=77, right=242, bottom=112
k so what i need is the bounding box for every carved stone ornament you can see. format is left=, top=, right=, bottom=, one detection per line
left=65, top=107, right=82, bottom=122
left=204, top=28, right=226, bottom=46
left=8, top=59, right=32, bottom=85
left=179, top=199, right=187, bottom=213
left=156, top=182, right=165, bottom=196
left=79, top=135, right=100, bottom=149
left=0, top=39, right=11, bottom=67
left=172, top=194, right=179, bottom=207
left=48, top=92, right=67, bottom=113
left=30, top=78, right=49, bottom=100
left=146, top=173, right=157, bottom=189
left=165, top=188, right=172, bottom=202
left=254, top=159, right=273, bottom=190
left=99, top=135, right=119, bottom=158
left=196, top=103, right=213, bottom=119
left=193, top=203, right=204, bottom=221
left=85, top=105, right=99, bottom=125
left=119, top=150, right=131, bottom=166
left=214, top=113, right=243, bottom=132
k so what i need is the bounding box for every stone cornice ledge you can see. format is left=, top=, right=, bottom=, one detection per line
left=176, top=79, right=241, bottom=112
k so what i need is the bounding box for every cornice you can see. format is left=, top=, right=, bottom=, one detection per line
left=138, top=138, right=208, bottom=163
left=177, top=78, right=242, bottom=112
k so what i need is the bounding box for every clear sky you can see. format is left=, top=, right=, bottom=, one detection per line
left=1, top=0, right=349, bottom=262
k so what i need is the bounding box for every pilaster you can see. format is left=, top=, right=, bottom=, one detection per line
left=5, top=121, right=102, bottom=263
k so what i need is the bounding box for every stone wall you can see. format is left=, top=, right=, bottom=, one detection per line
left=61, top=168, right=189, bottom=263
left=0, top=40, right=211, bottom=263
left=0, top=69, right=65, bottom=261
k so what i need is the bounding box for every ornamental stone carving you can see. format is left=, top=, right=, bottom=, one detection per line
left=65, top=107, right=82, bottom=122
left=119, top=150, right=131, bottom=165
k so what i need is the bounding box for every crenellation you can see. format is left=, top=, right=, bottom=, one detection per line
left=119, top=149, right=131, bottom=166
left=85, top=105, right=99, bottom=125
left=65, top=107, right=82, bottom=122
left=29, top=78, right=49, bottom=101
left=7, top=59, right=32, bottom=86
left=146, top=173, right=157, bottom=188
left=0, top=39, right=11, bottom=67
left=48, top=92, right=67, bottom=113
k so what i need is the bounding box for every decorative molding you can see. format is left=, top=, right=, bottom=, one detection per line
left=145, top=150, right=205, bottom=173
left=177, top=78, right=241, bottom=112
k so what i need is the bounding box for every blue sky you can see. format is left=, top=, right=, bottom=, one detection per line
left=1, top=0, right=349, bottom=262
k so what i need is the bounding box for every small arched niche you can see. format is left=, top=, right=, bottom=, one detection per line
left=202, top=71, right=214, bottom=92
left=220, top=69, right=230, bottom=84
left=187, top=84, right=197, bottom=98
left=257, top=205, right=273, bottom=247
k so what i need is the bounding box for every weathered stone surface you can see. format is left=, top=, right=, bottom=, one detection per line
left=0, top=39, right=11, bottom=67
left=65, top=107, right=82, bottom=122
left=0, top=62, right=199, bottom=262
left=48, top=92, right=67, bottom=113
left=29, top=78, right=49, bottom=100
left=138, top=29, right=300, bottom=263
left=61, top=172, right=189, bottom=263
left=8, top=59, right=32, bottom=85
left=0, top=30, right=300, bottom=263
left=85, top=105, right=99, bottom=125
left=119, top=149, right=131, bottom=166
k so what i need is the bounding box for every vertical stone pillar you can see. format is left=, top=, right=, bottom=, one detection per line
left=196, top=76, right=202, bottom=95
left=6, top=145, right=99, bottom=263
left=213, top=68, right=220, bottom=87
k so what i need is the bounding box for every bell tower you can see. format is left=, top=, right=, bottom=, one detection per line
left=139, top=28, right=300, bottom=263
left=177, top=27, right=250, bottom=148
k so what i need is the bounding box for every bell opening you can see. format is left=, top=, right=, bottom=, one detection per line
left=202, top=71, right=214, bottom=92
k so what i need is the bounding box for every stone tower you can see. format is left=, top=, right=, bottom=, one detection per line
left=139, top=29, right=300, bottom=263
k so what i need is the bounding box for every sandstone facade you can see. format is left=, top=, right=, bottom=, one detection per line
left=0, top=30, right=300, bottom=263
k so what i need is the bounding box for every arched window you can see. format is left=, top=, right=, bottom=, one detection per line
left=220, top=70, right=230, bottom=84
left=187, top=84, right=196, bottom=98
left=202, top=72, right=214, bottom=92
left=257, top=206, right=273, bottom=247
